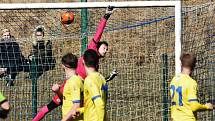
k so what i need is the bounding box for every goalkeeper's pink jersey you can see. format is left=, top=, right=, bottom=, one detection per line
left=76, top=17, right=108, bottom=79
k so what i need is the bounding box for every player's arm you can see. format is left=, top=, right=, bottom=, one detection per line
left=62, top=103, right=80, bottom=121
left=189, top=102, right=212, bottom=111
left=87, top=6, right=114, bottom=50
left=187, top=82, right=213, bottom=111
left=67, top=107, right=84, bottom=120
left=85, top=78, right=105, bottom=121
left=62, top=80, right=82, bottom=121
left=52, top=84, right=63, bottom=100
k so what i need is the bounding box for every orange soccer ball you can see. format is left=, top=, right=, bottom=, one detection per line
left=61, top=12, right=75, bottom=25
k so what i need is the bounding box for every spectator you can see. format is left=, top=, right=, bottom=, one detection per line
left=0, top=27, right=55, bottom=86
left=29, top=26, right=56, bottom=79
left=0, top=29, right=30, bottom=86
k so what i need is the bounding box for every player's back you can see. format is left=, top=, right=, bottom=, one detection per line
left=170, top=73, right=197, bottom=121
left=84, top=72, right=107, bottom=121
left=62, top=75, right=83, bottom=121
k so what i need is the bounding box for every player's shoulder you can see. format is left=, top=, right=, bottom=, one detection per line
left=65, top=77, right=81, bottom=90
left=85, top=72, right=100, bottom=83
left=87, top=72, right=100, bottom=78
left=99, top=73, right=106, bottom=82
left=74, top=75, right=82, bottom=80
left=170, top=74, right=180, bottom=83
left=71, top=75, right=83, bottom=84
left=170, top=75, right=176, bottom=82
left=178, top=74, right=197, bottom=87
left=187, top=76, right=197, bottom=85
left=85, top=73, right=94, bottom=83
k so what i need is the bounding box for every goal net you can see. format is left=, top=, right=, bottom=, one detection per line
left=183, top=2, right=215, bottom=121
left=0, top=1, right=180, bottom=121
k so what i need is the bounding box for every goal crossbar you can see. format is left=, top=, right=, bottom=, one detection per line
left=0, top=1, right=180, bottom=9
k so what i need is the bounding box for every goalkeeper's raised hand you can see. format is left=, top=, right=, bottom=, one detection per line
left=104, top=6, right=115, bottom=19
left=106, top=68, right=118, bottom=82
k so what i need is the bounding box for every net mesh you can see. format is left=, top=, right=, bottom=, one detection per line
left=0, top=7, right=175, bottom=121
left=0, top=9, right=81, bottom=121
left=1, top=1, right=215, bottom=121
left=98, top=8, right=175, bottom=121
left=182, top=2, right=215, bottom=121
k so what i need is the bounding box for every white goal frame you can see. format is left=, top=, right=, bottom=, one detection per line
left=0, top=1, right=182, bottom=74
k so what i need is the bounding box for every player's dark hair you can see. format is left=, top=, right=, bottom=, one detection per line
left=61, top=53, right=78, bottom=69
left=97, top=41, right=108, bottom=49
left=35, top=27, right=44, bottom=36
left=83, top=49, right=99, bottom=69
left=180, top=53, right=197, bottom=71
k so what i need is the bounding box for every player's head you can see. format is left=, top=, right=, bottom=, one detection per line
left=180, top=53, right=197, bottom=72
left=61, top=53, right=78, bottom=71
left=83, top=49, right=99, bottom=71
left=35, top=27, right=44, bottom=41
left=2, top=29, right=11, bottom=40
left=97, top=41, right=108, bottom=57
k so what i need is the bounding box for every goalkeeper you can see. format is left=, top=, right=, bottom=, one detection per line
left=33, top=6, right=117, bottom=121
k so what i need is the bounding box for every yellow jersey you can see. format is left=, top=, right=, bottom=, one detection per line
left=83, top=71, right=107, bottom=121
left=62, top=75, right=83, bottom=120
left=170, top=73, right=209, bottom=121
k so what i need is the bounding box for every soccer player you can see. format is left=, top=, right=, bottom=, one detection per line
left=170, top=53, right=213, bottom=121
left=0, top=92, right=10, bottom=119
left=51, top=53, right=83, bottom=121
left=32, top=6, right=116, bottom=121
left=78, top=49, right=107, bottom=121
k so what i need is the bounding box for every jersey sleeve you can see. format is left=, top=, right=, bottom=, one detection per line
left=189, top=102, right=209, bottom=111
left=187, top=81, right=198, bottom=102
left=71, top=78, right=82, bottom=104
left=85, top=77, right=105, bottom=121
left=187, top=81, right=208, bottom=111
left=85, top=77, right=101, bottom=100
left=87, top=17, right=107, bottom=51
left=0, top=92, right=6, bottom=103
